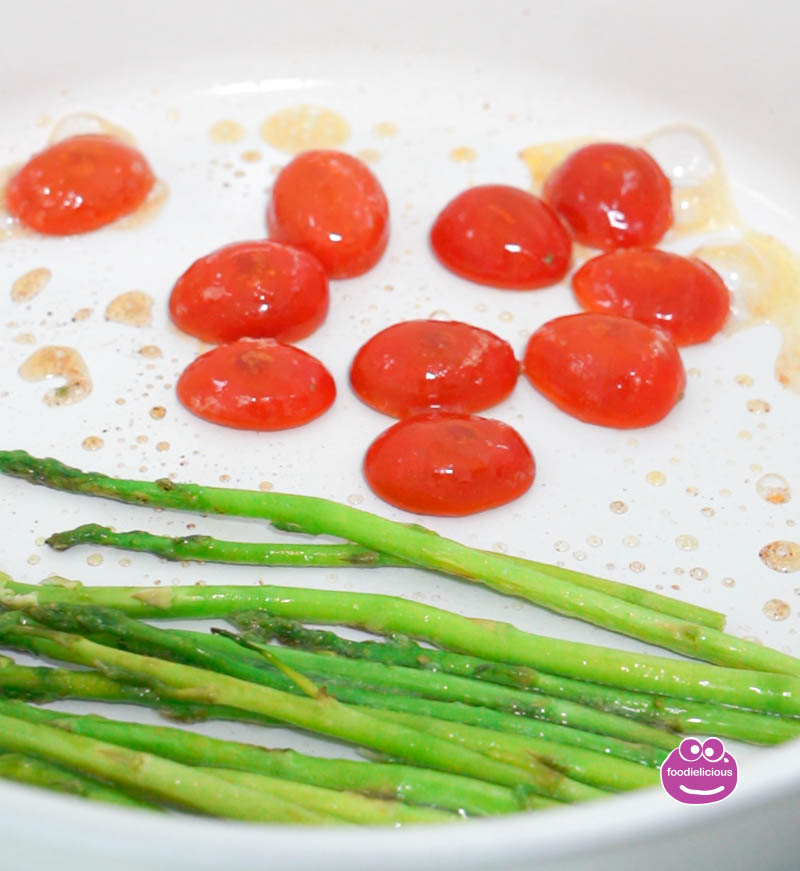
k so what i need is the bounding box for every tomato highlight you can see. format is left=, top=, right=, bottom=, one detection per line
left=6, top=134, right=155, bottom=235
left=176, top=338, right=336, bottom=431
left=364, top=412, right=535, bottom=516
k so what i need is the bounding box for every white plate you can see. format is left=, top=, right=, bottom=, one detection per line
left=1, top=1, right=799, bottom=868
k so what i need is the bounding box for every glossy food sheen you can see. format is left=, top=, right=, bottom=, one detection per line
left=176, top=338, right=336, bottom=430
left=430, top=185, right=571, bottom=288
left=267, top=149, right=389, bottom=278
left=364, top=412, right=535, bottom=516
left=523, top=313, right=686, bottom=428
left=350, top=319, right=519, bottom=417
left=543, top=143, right=672, bottom=250
left=572, top=248, right=730, bottom=345
left=6, top=134, right=155, bottom=235
left=169, top=240, right=329, bottom=343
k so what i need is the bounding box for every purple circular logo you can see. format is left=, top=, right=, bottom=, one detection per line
left=661, top=737, right=738, bottom=804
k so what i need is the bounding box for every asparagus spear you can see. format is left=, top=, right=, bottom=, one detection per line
left=0, top=752, right=159, bottom=810
left=0, top=614, right=600, bottom=802
left=0, top=452, right=763, bottom=669
left=233, top=618, right=800, bottom=746
left=4, top=577, right=799, bottom=715
left=0, top=710, right=332, bottom=823
left=1, top=605, right=643, bottom=793
left=46, top=523, right=724, bottom=630
left=1, top=700, right=549, bottom=815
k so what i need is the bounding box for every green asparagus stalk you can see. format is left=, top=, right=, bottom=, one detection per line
left=0, top=710, right=332, bottom=823
left=4, top=577, right=799, bottom=716
left=45, top=522, right=724, bottom=630
left=1, top=700, right=549, bottom=815
left=0, top=614, right=600, bottom=802
left=233, top=618, right=800, bottom=746
left=0, top=452, right=760, bottom=669
left=0, top=752, right=159, bottom=809
left=2, top=605, right=636, bottom=794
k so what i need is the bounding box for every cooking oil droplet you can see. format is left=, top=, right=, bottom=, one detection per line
left=756, top=473, right=791, bottom=504
left=347, top=494, right=364, bottom=506
left=139, top=345, right=162, bottom=358
left=72, top=308, right=92, bottom=322
left=499, top=311, right=513, bottom=323
left=623, top=535, right=640, bottom=548
left=19, top=346, right=92, bottom=406
left=27, top=554, right=40, bottom=565
left=763, top=598, right=790, bottom=621
left=701, top=507, right=715, bottom=517
left=646, top=470, right=666, bottom=486
left=747, top=399, right=771, bottom=414
left=81, top=436, right=104, bottom=451
left=13, top=333, right=35, bottom=344
left=259, top=481, right=274, bottom=492
left=735, top=374, right=754, bottom=387
left=260, top=105, right=350, bottom=153
left=357, top=148, right=380, bottom=164
left=676, top=534, right=699, bottom=551
left=209, top=119, right=245, bottom=143
left=519, top=137, right=588, bottom=190
left=759, top=540, right=800, bottom=573
left=374, top=121, right=398, bottom=139
left=149, top=406, right=166, bottom=420
left=586, top=535, right=603, bottom=548
left=105, top=291, right=153, bottom=327
left=119, top=558, right=132, bottom=567
left=629, top=561, right=645, bottom=573
left=609, top=500, right=628, bottom=514
left=429, top=310, right=451, bottom=320
left=11, top=267, right=51, bottom=302
left=573, top=550, right=587, bottom=561
left=690, top=567, right=709, bottom=581
left=86, top=553, right=103, bottom=567
left=738, top=430, right=752, bottom=440
left=450, top=146, right=477, bottom=163
left=48, top=113, right=136, bottom=146
left=241, top=150, right=262, bottom=163
left=554, top=540, right=569, bottom=552
left=156, top=441, right=170, bottom=452
left=722, top=577, right=736, bottom=588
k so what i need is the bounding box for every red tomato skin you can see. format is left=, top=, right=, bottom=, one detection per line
left=169, top=240, right=329, bottom=344
left=363, top=412, right=535, bottom=516
left=350, top=320, right=519, bottom=418
left=522, top=313, right=686, bottom=429
left=572, top=249, right=730, bottom=346
left=430, top=185, right=571, bottom=289
left=5, top=134, right=155, bottom=235
left=543, top=143, right=672, bottom=250
left=267, top=150, right=389, bottom=279
left=176, top=338, right=336, bottom=431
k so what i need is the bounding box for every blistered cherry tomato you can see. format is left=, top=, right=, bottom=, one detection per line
left=572, top=249, right=730, bottom=346
left=267, top=150, right=389, bottom=278
left=350, top=320, right=519, bottom=417
left=169, top=240, right=329, bottom=344
left=364, top=412, right=535, bottom=516
left=176, top=338, right=335, bottom=430
left=543, top=143, right=672, bottom=250
left=430, top=185, right=571, bottom=289
left=6, top=134, right=155, bottom=235
left=522, top=313, right=685, bottom=428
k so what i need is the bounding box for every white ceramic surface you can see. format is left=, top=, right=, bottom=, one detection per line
left=1, top=1, right=799, bottom=868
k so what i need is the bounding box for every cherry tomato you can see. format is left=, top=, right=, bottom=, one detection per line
left=572, top=248, right=730, bottom=346
left=169, top=240, right=329, bottom=344
left=176, top=338, right=336, bottom=431
left=542, top=143, right=672, bottom=250
left=363, top=412, right=535, bottom=516
left=350, top=320, right=519, bottom=418
left=267, top=150, right=389, bottom=278
left=522, top=313, right=685, bottom=428
left=5, top=134, right=155, bottom=235
left=430, top=185, right=571, bottom=289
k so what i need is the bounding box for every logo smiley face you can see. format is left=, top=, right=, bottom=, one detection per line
left=660, top=738, right=738, bottom=804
